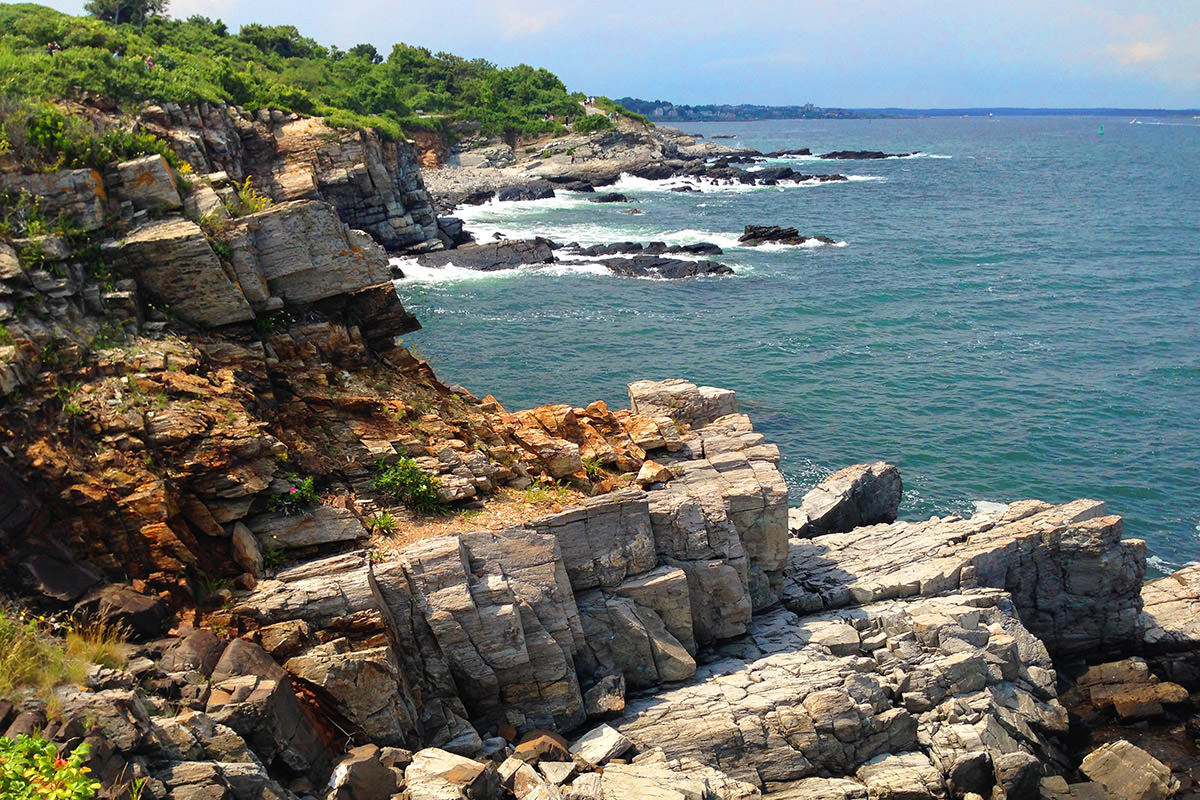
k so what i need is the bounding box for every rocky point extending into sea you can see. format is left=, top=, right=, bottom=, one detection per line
left=1, top=100, right=1198, bottom=800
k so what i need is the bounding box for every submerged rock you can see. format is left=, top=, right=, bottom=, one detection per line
left=738, top=225, right=839, bottom=247
left=819, top=150, right=914, bottom=159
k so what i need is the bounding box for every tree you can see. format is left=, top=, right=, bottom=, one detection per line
left=348, top=43, right=382, bottom=64
left=85, top=0, right=168, bottom=26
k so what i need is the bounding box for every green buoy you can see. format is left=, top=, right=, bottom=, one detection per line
left=1099, top=124, right=1105, bottom=135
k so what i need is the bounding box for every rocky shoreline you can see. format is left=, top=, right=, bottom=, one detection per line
left=1, top=102, right=1199, bottom=800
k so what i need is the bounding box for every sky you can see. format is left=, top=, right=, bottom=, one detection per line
left=38, top=0, right=1200, bottom=108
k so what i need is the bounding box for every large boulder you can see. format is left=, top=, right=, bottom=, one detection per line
left=628, top=379, right=738, bottom=429
left=226, top=199, right=391, bottom=305
left=106, top=218, right=255, bottom=326
left=1079, top=741, right=1178, bottom=800
left=414, top=238, right=556, bottom=272
left=784, top=498, right=1145, bottom=659
left=789, top=462, right=903, bottom=538
left=114, top=154, right=182, bottom=212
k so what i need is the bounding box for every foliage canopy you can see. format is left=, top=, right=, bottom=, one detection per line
left=0, top=3, right=643, bottom=140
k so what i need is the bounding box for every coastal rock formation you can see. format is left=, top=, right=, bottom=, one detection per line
left=615, top=588, right=1070, bottom=791
left=819, top=150, right=915, bottom=160
left=738, top=225, right=839, bottom=247
left=1139, top=565, right=1200, bottom=686
left=783, top=499, right=1146, bottom=660
left=218, top=382, right=789, bottom=739
left=413, top=238, right=556, bottom=271
left=410, top=237, right=733, bottom=279
left=788, top=462, right=903, bottom=538
left=136, top=103, right=440, bottom=251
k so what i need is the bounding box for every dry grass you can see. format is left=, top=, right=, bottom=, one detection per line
left=0, top=608, right=127, bottom=700
left=371, top=482, right=592, bottom=554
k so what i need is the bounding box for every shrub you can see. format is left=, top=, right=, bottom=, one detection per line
left=0, top=735, right=100, bottom=800
left=371, top=510, right=397, bottom=534
left=573, top=113, right=613, bottom=134
left=372, top=458, right=445, bottom=515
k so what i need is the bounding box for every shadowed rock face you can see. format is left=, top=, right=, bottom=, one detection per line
left=783, top=498, right=1146, bottom=660
left=789, top=462, right=903, bottom=539
left=137, top=103, right=440, bottom=252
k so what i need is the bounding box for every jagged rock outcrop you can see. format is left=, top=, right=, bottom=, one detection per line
left=628, top=378, right=738, bottom=429
left=738, top=225, right=839, bottom=247
left=0, top=167, right=108, bottom=231
left=1139, top=564, right=1200, bottom=686
left=224, top=199, right=392, bottom=306
left=783, top=499, right=1146, bottom=659
left=788, top=462, right=903, bottom=538
left=105, top=217, right=256, bottom=326
left=217, top=383, right=790, bottom=744
left=614, top=588, right=1071, bottom=793
left=137, top=103, right=440, bottom=251
left=414, top=238, right=556, bottom=271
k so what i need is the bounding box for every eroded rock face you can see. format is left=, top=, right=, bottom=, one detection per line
left=628, top=378, right=738, bottom=429
left=139, top=104, right=440, bottom=251
left=1079, top=740, right=1179, bottom=800
left=0, top=168, right=108, bottom=231
left=783, top=499, right=1146, bottom=659
left=1140, top=565, right=1200, bottom=687
left=789, top=462, right=903, bottom=538
left=614, top=589, right=1069, bottom=793
left=225, top=199, right=392, bottom=305
left=106, top=217, right=255, bottom=327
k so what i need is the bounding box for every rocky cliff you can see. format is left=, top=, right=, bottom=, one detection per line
left=2, top=106, right=1200, bottom=800
left=133, top=102, right=440, bottom=252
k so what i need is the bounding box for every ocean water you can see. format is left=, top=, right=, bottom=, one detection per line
left=394, top=116, right=1200, bottom=573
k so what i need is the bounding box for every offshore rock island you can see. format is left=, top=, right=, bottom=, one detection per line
left=0, top=7, right=1199, bottom=800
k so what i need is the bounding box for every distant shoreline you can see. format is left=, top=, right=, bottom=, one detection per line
left=617, top=96, right=1200, bottom=122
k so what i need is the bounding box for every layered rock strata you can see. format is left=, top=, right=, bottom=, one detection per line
left=136, top=104, right=440, bottom=251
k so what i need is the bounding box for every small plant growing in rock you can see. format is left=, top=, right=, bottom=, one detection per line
left=582, top=456, right=605, bottom=482
left=223, top=177, right=273, bottom=217
left=262, top=546, right=286, bottom=571
left=372, top=458, right=445, bottom=515
left=266, top=475, right=320, bottom=513
left=0, top=735, right=100, bottom=800
left=371, top=511, right=398, bottom=534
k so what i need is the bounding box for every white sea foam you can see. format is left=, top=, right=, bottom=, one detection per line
left=611, top=172, right=866, bottom=194
left=656, top=228, right=847, bottom=250
left=390, top=254, right=737, bottom=284
left=390, top=259, right=510, bottom=284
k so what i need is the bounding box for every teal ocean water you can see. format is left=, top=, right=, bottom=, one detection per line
left=395, top=116, right=1200, bottom=572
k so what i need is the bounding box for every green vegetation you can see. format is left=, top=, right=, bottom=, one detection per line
left=0, top=3, right=617, bottom=141
left=592, top=95, right=651, bottom=125
left=582, top=456, right=606, bottom=481
left=521, top=478, right=573, bottom=506
left=223, top=176, right=271, bottom=217
left=0, top=735, right=101, bottom=800
left=372, top=458, right=445, bottom=514
left=573, top=113, right=613, bottom=134
left=0, top=607, right=126, bottom=700
left=1, top=96, right=185, bottom=172
left=265, top=474, right=320, bottom=512
left=371, top=510, right=398, bottom=534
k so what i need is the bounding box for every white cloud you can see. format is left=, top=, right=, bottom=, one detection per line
left=1112, top=40, right=1169, bottom=65
left=487, top=0, right=576, bottom=40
